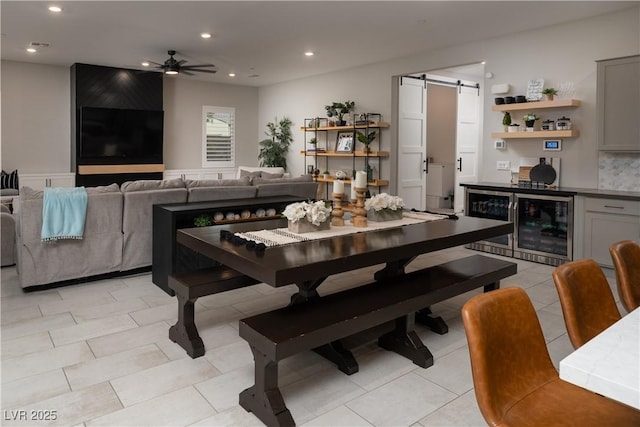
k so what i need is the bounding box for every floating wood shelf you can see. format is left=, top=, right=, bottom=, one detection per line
left=492, top=99, right=581, bottom=112
left=78, top=164, right=165, bottom=175
left=491, top=130, right=579, bottom=139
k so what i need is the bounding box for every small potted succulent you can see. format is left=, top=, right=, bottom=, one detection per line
left=502, top=112, right=512, bottom=131
left=542, top=88, right=558, bottom=101
left=522, top=113, right=539, bottom=130
left=322, top=170, right=330, bottom=179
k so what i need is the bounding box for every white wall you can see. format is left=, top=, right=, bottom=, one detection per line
left=258, top=6, right=640, bottom=188
left=1, top=61, right=71, bottom=173
left=0, top=61, right=259, bottom=175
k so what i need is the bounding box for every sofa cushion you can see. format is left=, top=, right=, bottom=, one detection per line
left=121, top=178, right=185, bottom=192
left=239, top=169, right=262, bottom=180
left=187, top=186, right=258, bottom=202
left=1, top=188, right=20, bottom=197
left=185, top=177, right=251, bottom=188
left=252, top=175, right=313, bottom=184
left=260, top=171, right=284, bottom=179
left=1, top=169, right=19, bottom=190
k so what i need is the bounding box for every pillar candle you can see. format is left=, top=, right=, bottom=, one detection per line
left=355, top=170, right=367, bottom=188
left=333, top=180, right=344, bottom=194
left=350, top=184, right=357, bottom=201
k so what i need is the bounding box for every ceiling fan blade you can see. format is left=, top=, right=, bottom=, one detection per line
left=148, top=60, right=164, bottom=67
left=181, top=64, right=214, bottom=68
left=179, top=70, right=195, bottom=76
left=182, top=68, right=217, bottom=74
left=177, top=60, right=187, bottom=65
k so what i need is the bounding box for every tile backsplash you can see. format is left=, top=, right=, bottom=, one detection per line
left=598, top=152, right=640, bottom=191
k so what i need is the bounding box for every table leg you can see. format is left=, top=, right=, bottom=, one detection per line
left=240, top=346, right=294, bottom=427
left=378, top=314, right=434, bottom=368
left=290, top=278, right=326, bottom=304
left=374, top=257, right=416, bottom=280
left=169, top=294, right=204, bottom=358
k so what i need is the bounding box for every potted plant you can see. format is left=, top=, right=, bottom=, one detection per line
left=522, top=113, right=539, bottom=130
left=325, top=100, right=355, bottom=126
left=356, top=130, right=377, bottom=152
left=322, top=170, right=330, bottom=179
left=258, top=117, right=293, bottom=170
left=283, top=200, right=332, bottom=233
left=364, top=193, right=405, bottom=222
left=502, top=112, right=512, bottom=131
left=542, top=88, right=558, bottom=101
left=308, top=137, right=318, bottom=151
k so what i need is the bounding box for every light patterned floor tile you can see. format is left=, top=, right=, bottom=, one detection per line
left=109, top=282, right=172, bottom=301
left=39, top=294, right=117, bottom=317
left=49, top=314, right=138, bottom=346
left=64, top=344, right=169, bottom=390
left=204, top=340, right=253, bottom=373
left=346, top=372, right=456, bottom=426
left=301, top=405, right=373, bottom=426
left=347, top=347, right=416, bottom=391
left=1, top=304, right=43, bottom=326
left=70, top=298, right=149, bottom=322
left=1, top=369, right=70, bottom=409
left=110, top=357, right=220, bottom=407
left=413, top=345, right=474, bottom=396
left=1, top=313, right=76, bottom=342
left=55, top=279, right=128, bottom=300
left=2, top=382, right=122, bottom=426
left=1, top=331, right=53, bottom=359
left=0, top=290, right=62, bottom=312
left=188, top=406, right=262, bottom=427
left=2, top=341, right=95, bottom=384
left=86, top=386, right=215, bottom=426
left=195, top=365, right=255, bottom=412
left=87, top=321, right=170, bottom=357
left=418, top=389, right=486, bottom=426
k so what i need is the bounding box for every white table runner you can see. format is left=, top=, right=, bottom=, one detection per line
left=236, top=212, right=449, bottom=247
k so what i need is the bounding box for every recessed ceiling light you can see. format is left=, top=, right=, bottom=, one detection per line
left=200, top=33, right=212, bottom=39
left=26, top=47, right=37, bottom=53
left=304, top=51, right=314, bottom=57
left=48, top=6, right=62, bottom=13
left=141, top=62, right=150, bottom=67
left=228, top=73, right=236, bottom=77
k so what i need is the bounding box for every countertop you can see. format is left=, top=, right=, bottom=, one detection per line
left=460, top=182, right=640, bottom=201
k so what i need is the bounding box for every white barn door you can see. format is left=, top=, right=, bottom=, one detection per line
left=455, top=85, right=480, bottom=212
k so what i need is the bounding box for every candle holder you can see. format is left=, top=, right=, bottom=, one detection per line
left=351, top=187, right=368, bottom=228
left=331, top=192, right=345, bottom=226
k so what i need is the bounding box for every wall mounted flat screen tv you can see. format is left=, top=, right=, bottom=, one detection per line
left=80, top=107, right=163, bottom=163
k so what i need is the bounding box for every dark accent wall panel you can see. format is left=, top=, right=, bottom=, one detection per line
left=71, top=63, right=163, bottom=186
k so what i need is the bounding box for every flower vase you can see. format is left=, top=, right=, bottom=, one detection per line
left=367, top=209, right=403, bottom=222
left=288, top=219, right=330, bottom=233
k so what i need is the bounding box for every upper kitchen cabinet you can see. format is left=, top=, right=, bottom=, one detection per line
left=597, top=55, right=640, bottom=152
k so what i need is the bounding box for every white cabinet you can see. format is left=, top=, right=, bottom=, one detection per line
left=19, top=173, right=75, bottom=190
left=425, top=163, right=454, bottom=209
left=583, top=197, right=640, bottom=267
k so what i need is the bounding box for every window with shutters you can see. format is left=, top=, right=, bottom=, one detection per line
left=202, top=106, right=235, bottom=168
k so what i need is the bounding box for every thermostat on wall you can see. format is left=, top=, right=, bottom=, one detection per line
left=543, top=139, right=562, bottom=151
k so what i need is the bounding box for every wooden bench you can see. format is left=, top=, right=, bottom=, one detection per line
left=238, top=254, right=517, bottom=427
left=168, top=266, right=259, bottom=357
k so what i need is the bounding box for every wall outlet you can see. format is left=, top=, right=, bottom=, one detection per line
left=496, top=160, right=511, bottom=170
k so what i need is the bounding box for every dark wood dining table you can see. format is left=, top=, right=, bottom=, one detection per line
left=175, top=216, right=513, bottom=371
left=177, top=216, right=512, bottom=290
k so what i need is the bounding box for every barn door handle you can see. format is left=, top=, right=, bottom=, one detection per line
left=457, top=157, right=462, bottom=171
left=423, top=159, right=428, bottom=174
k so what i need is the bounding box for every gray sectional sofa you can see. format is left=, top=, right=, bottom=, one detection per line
left=14, top=175, right=318, bottom=289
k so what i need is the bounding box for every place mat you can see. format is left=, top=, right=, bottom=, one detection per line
left=235, top=212, right=448, bottom=247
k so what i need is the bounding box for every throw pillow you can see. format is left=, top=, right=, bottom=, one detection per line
left=1, top=170, right=19, bottom=190
left=260, top=171, right=284, bottom=179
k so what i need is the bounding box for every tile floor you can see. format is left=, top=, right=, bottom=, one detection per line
left=0, top=247, right=625, bottom=426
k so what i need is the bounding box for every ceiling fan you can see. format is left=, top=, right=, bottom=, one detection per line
left=150, top=50, right=217, bottom=75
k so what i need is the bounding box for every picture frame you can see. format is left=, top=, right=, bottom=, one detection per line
left=335, top=131, right=354, bottom=153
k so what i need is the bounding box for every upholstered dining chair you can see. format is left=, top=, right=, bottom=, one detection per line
left=552, top=259, right=621, bottom=349
left=610, top=240, right=640, bottom=313
left=461, top=287, right=640, bottom=427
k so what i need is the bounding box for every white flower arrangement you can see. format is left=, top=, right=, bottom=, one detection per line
left=364, top=193, right=405, bottom=212
left=282, top=200, right=332, bottom=226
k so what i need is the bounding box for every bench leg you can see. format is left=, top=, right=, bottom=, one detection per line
left=290, top=278, right=326, bottom=304
left=169, top=293, right=204, bottom=358
left=378, top=314, right=434, bottom=369
left=416, top=307, right=449, bottom=335
left=374, top=257, right=416, bottom=280
left=240, top=347, right=294, bottom=427
left=313, top=340, right=359, bottom=375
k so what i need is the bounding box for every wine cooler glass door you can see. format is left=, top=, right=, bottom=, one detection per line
left=466, top=189, right=513, bottom=249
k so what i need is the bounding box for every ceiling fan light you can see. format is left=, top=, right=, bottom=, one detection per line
left=165, top=70, right=178, bottom=75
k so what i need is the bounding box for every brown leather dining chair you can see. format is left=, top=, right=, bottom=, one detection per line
left=552, top=258, right=621, bottom=349
left=610, top=240, right=640, bottom=313
left=462, top=287, right=640, bottom=427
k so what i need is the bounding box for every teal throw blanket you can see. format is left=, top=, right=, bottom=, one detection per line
left=41, top=187, right=88, bottom=242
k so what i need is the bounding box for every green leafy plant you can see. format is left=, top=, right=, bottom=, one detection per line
left=522, top=113, right=539, bottom=122
left=542, top=88, right=558, bottom=95
left=324, top=100, right=355, bottom=124
left=258, top=117, right=293, bottom=170
left=194, top=214, right=212, bottom=227
left=323, top=170, right=330, bottom=175
left=502, top=112, right=512, bottom=127
left=356, top=130, right=377, bottom=149
left=308, top=137, right=317, bottom=145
